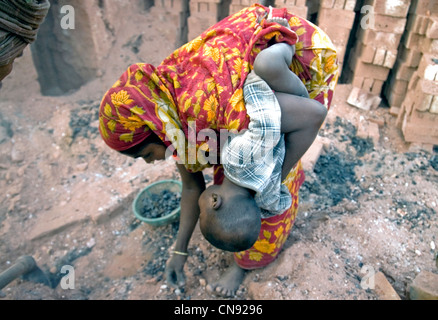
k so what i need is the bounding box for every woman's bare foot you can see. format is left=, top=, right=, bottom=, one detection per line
left=206, top=262, right=246, bottom=298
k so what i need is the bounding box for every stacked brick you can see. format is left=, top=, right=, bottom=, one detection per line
left=384, top=0, right=438, bottom=114
left=187, top=0, right=222, bottom=41
left=316, top=0, right=357, bottom=76
left=150, top=0, right=190, bottom=47
left=394, top=1, right=438, bottom=145
left=274, top=0, right=308, bottom=19
left=346, top=0, right=410, bottom=97
left=228, top=0, right=260, bottom=15
left=228, top=0, right=308, bottom=17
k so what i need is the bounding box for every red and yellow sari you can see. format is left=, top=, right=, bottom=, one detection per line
left=99, top=4, right=338, bottom=269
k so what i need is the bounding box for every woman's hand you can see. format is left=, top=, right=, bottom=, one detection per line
left=165, top=253, right=188, bottom=288
left=164, top=163, right=205, bottom=288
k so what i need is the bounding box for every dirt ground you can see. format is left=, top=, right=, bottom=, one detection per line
left=0, top=9, right=437, bottom=301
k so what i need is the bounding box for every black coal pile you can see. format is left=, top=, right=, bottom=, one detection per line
left=140, top=190, right=181, bottom=219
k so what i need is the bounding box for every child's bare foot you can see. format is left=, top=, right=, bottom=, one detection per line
left=265, top=10, right=295, bottom=56
left=206, top=262, right=246, bottom=298
left=266, top=6, right=291, bottom=29
left=268, top=16, right=291, bottom=29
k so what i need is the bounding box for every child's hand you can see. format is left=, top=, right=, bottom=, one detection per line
left=165, top=254, right=188, bottom=289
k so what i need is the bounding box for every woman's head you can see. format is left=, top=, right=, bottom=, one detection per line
left=98, top=63, right=176, bottom=152
left=119, top=132, right=167, bottom=164
left=199, top=184, right=261, bottom=252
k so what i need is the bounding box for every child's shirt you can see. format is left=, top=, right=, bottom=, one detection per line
left=221, top=74, right=292, bottom=218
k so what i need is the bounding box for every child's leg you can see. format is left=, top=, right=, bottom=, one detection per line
left=253, top=43, right=309, bottom=98
left=253, top=31, right=327, bottom=178
left=245, top=66, right=326, bottom=179
left=274, top=92, right=327, bottom=179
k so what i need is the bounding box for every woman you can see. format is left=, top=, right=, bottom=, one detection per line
left=99, top=4, right=338, bottom=297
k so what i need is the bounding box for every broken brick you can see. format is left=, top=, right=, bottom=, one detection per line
left=374, top=272, right=401, bottom=300
left=409, top=271, right=438, bottom=300
left=347, top=87, right=382, bottom=111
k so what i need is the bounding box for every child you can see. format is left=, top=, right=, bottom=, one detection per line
left=198, top=16, right=327, bottom=253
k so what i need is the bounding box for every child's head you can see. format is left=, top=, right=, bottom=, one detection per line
left=199, top=184, right=261, bottom=252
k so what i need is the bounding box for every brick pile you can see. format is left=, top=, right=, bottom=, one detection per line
left=388, top=0, right=438, bottom=144
left=409, top=270, right=438, bottom=300
left=274, top=0, right=308, bottom=19
left=150, top=0, right=190, bottom=47
left=316, top=0, right=357, bottom=76
left=228, top=0, right=260, bottom=15
left=187, top=0, right=224, bottom=41
left=385, top=1, right=438, bottom=114
left=346, top=0, right=410, bottom=97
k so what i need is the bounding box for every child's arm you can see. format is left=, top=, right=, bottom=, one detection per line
left=165, top=163, right=205, bottom=288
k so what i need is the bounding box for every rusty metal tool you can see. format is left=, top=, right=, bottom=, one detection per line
left=0, top=255, right=51, bottom=290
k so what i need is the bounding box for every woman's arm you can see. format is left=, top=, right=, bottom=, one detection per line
left=165, top=162, right=205, bottom=288
left=173, top=163, right=205, bottom=253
